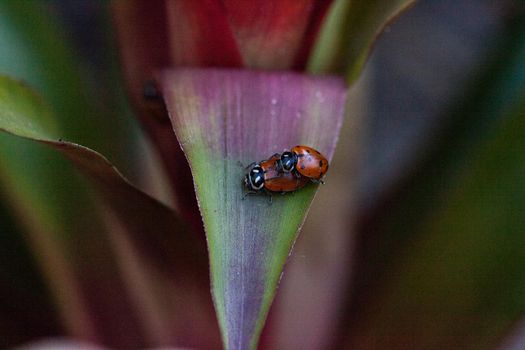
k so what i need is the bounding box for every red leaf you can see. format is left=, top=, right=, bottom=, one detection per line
left=224, top=0, right=333, bottom=69
left=165, top=0, right=244, bottom=67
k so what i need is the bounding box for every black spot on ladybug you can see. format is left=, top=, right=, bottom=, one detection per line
left=319, top=160, right=323, bottom=167
left=306, top=149, right=311, bottom=153
left=300, top=164, right=306, bottom=170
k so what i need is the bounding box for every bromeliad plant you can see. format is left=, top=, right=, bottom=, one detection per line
left=0, top=1, right=415, bottom=349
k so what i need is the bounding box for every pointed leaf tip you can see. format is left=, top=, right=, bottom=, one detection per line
left=160, top=68, right=347, bottom=349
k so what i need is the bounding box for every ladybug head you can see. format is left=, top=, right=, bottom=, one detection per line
left=246, top=165, right=265, bottom=191
left=280, top=151, right=296, bottom=172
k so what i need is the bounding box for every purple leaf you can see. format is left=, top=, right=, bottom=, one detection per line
left=160, top=68, right=347, bottom=349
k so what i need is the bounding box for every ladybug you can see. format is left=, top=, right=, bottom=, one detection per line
left=279, top=145, right=329, bottom=182
left=245, top=154, right=309, bottom=196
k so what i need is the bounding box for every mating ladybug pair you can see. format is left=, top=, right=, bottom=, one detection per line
left=244, top=145, right=329, bottom=196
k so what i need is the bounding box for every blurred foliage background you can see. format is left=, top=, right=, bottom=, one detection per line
left=1, top=0, right=525, bottom=349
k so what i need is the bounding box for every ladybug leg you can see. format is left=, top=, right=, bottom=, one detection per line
left=242, top=191, right=257, bottom=200
left=311, top=178, right=325, bottom=185
left=259, top=188, right=273, bottom=204
left=263, top=189, right=273, bottom=204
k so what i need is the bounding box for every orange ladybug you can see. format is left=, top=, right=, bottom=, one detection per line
left=245, top=154, right=309, bottom=195
left=279, top=145, right=329, bottom=182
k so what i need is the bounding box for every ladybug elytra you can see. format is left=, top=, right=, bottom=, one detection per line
left=279, top=145, right=329, bottom=182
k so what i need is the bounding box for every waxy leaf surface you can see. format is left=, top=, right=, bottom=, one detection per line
left=160, top=68, right=347, bottom=349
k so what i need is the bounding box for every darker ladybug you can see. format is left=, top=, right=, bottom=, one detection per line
left=279, top=145, right=329, bottom=182
left=245, top=154, right=309, bottom=196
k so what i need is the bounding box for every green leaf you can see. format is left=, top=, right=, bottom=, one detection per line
left=0, top=3, right=171, bottom=344
left=0, top=2, right=139, bottom=166
left=307, top=0, right=416, bottom=84
left=160, top=68, right=347, bottom=349
left=0, top=74, right=220, bottom=348
left=0, top=3, right=207, bottom=345
left=0, top=3, right=111, bottom=339
left=351, top=96, right=525, bottom=350
left=346, top=13, right=525, bottom=349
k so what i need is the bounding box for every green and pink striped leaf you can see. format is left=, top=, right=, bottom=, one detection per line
left=160, top=68, right=347, bottom=349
